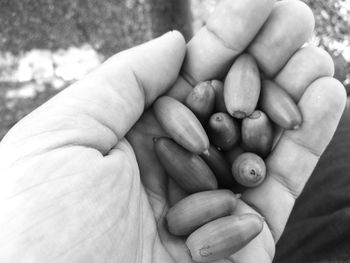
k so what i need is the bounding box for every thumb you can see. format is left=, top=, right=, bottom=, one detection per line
left=1, top=31, right=186, bottom=156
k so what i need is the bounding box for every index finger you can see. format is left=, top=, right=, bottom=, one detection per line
left=167, top=0, right=276, bottom=101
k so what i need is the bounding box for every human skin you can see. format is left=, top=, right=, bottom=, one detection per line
left=0, top=0, right=346, bottom=262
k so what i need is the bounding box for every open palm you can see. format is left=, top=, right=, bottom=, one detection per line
left=0, top=1, right=346, bottom=262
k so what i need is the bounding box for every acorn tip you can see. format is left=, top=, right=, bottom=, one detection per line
left=293, top=124, right=301, bottom=130
left=202, top=149, right=210, bottom=156
left=232, top=111, right=246, bottom=119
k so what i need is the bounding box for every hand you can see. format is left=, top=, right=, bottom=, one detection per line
left=0, top=0, right=346, bottom=262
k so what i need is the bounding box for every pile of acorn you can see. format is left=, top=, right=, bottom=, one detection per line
left=152, top=53, right=302, bottom=262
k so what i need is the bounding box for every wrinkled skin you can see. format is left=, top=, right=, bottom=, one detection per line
left=0, top=1, right=346, bottom=263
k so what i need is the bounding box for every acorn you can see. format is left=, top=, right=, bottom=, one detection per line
left=200, top=145, right=235, bottom=188
left=242, top=110, right=274, bottom=157
left=232, top=152, right=266, bottom=187
left=185, top=81, right=215, bottom=124
left=211, top=80, right=227, bottom=113
left=224, top=53, right=261, bottom=119
left=260, top=80, right=302, bottom=130
left=153, top=96, right=210, bottom=154
left=186, top=214, right=264, bottom=262
left=224, top=146, right=244, bottom=166
left=167, top=190, right=239, bottom=236
left=207, top=112, right=240, bottom=151
left=154, top=137, right=217, bottom=193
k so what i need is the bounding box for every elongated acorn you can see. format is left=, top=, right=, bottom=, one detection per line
left=200, top=145, right=234, bottom=188
left=232, top=152, right=266, bottom=187
left=185, top=81, right=215, bottom=124
left=242, top=110, right=274, bottom=158
left=153, top=96, right=209, bottom=154
left=167, top=190, right=239, bottom=236
left=224, top=146, right=244, bottom=165
left=260, top=80, right=302, bottom=130
left=154, top=137, right=217, bottom=193
left=186, top=214, right=264, bottom=262
left=224, top=54, right=261, bottom=119
left=207, top=112, right=240, bottom=151
left=211, top=80, right=227, bottom=113
left=168, top=178, right=188, bottom=207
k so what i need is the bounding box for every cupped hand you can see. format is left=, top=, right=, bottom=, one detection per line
left=0, top=0, right=346, bottom=262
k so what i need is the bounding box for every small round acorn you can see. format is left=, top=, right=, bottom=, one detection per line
left=232, top=152, right=266, bottom=187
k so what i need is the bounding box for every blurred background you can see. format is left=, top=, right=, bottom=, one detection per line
left=0, top=0, right=349, bottom=140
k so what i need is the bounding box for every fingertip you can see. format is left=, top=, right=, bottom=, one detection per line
left=313, top=77, right=346, bottom=97
left=249, top=0, right=315, bottom=77
left=331, top=77, right=347, bottom=100
left=154, top=30, right=187, bottom=89
left=297, top=46, right=335, bottom=76
left=155, top=30, right=187, bottom=65
left=312, top=77, right=347, bottom=111
left=182, top=0, right=275, bottom=82
left=278, top=0, right=315, bottom=32
left=167, top=30, right=186, bottom=47
left=206, top=0, right=275, bottom=52
left=274, top=46, right=336, bottom=101
left=286, top=76, right=347, bottom=156
left=291, top=0, right=315, bottom=31
left=159, top=30, right=187, bottom=57
left=115, top=30, right=187, bottom=106
left=313, top=47, right=335, bottom=76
